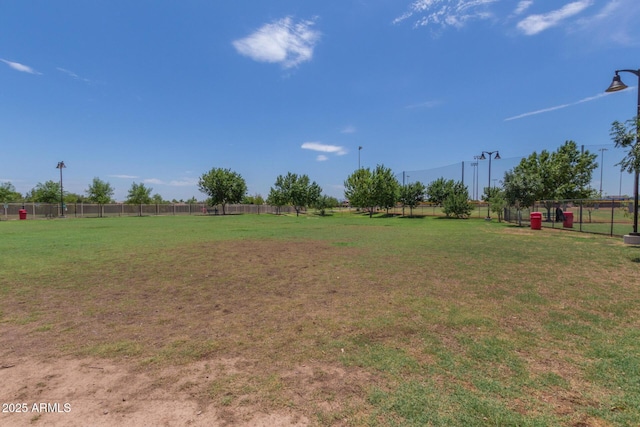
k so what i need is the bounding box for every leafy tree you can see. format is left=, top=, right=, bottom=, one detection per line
left=28, top=180, right=61, bottom=203
left=502, top=169, right=540, bottom=226
left=344, top=168, right=375, bottom=216
left=126, top=182, right=153, bottom=204
left=242, top=193, right=265, bottom=205
left=442, top=181, right=473, bottom=218
left=488, top=188, right=508, bottom=222
left=65, top=193, right=87, bottom=203
left=86, top=177, right=115, bottom=208
left=313, top=194, right=339, bottom=216
left=270, top=172, right=322, bottom=217
left=0, top=182, right=22, bottom=203
left=504, top=141, right=597, bottom=220
left=198, top=168, right=247, bottom=215
left=266, top=187, right=287, bottom=215
left=426, top=177, right=454, bottom=206
left=185, top=196, right=198, bottom=204
left=400, top=181, right=426, bottom=217
left=610, top=117, right=640, bottom=176
left=152, top=194, right=169, bottom=204
left=372, top=164, right=400, bottom=214
left=344, top=165, right=399, bottom=218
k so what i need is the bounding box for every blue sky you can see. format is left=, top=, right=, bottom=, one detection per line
left=1, top=0, right=640, bottom=201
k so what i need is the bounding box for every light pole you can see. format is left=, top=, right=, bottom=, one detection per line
left=471, top=160, right=479, bottom=200
left=479, top=151, right=500, bottom=219
left=358, top=146, right=362, bottom=169
left=56, top=161, right=66, bottom=218
left=606, top=69, right=640, bottom=235
left=599, top=148, right=608, bottom=196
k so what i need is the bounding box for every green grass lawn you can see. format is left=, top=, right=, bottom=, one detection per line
left=1, top=213, right=639, bottom=426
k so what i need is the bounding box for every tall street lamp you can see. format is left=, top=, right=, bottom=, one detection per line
left=479, top=151, right=500, bottom=219
left=599, top=148, right=608, bottom=196
left=358, top=146, right=362, bottom=169
left=471, top=161, right=478, bottom=200
left=56, top=161, right=66, bottom=218
left=606, top=69, right=640, bottom=236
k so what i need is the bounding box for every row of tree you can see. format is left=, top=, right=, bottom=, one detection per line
left=0, top=178, right=198, bottom=206
left=3, top=117, right=636, bottom=220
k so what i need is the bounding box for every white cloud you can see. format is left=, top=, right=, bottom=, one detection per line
left=517, top=0, right=593, bottom=35
left=168, top=178, right=198, bottom=187
left=341, top=125, right=357, bottom=134
left=394, top=0, right=498, bottom=29
left=301, top=142, right=347, bottom=156
left=109, top=174, right=139, bottom=179
left=514, top=1, right=534, bottom=15
left=232, top=17, right=321, bottom=69
left=505, top=91, right=612, bottom=121
left=316, top=155, right=329, bottom=162
left=143, top=178, right=164, bottom=185
left=1, top=59, right=41, bottom=75
left=405, top=100, right=441, bottom=109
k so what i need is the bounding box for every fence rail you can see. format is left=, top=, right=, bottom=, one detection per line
left=0, top=203, right=295, bottom=220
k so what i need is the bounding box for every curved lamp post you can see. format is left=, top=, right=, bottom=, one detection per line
left=479, top=151, right=500, bottom=219
left=606, top=69, right=640, bottom=236
left=56, top=161, right=66, bottom=218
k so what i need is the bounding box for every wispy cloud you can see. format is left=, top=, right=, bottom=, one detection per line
left=514, top=1, right=534, bottom=15
left=394, top=0, right=498, bottom=29
left=168, top=178, right=198, bottom=187
left=504, top=91, right=613, bottom=121
left=143, top=178, right=164, bottom=185
left=232, top=17, right=321, bottom=69
left=316, top=155, right=329, bottom=162
left=405, top=100, right=441, bottom=109
left=517, top=0, right=593, bottom=35
left=341, top=125, right=357, bottom=134
left=109, top=174, right=139, bottom=179
left=57, top=67, right=92, bottom=83
left=1, top=59, right=41, bottom=75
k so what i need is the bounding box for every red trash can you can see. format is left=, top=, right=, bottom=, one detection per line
left=19, top=209, right=27, bottom=220
left=563, top=211, right=574, bottom=228
left=530, top=212, right=542, bottom=230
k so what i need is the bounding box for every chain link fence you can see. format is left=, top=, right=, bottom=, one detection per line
left=504, top=198, right=634, bottom=237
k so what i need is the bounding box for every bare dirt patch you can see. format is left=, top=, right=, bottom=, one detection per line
left=1, top=240, right=375, bottom=426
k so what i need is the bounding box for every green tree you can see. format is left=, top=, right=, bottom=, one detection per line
left=28, top=180, right=61, bottom=203
left=400, top=181, right=426, bottom=217
left=198, top=168, right=247, bottom=215
left=505, top=141, right=597, bottom=220
left=126, top=182, right=153, bottom=204
left=442, top=181, right=473, bottom=218
left=266, top=187, right=287, bottom=215
left=86, top=177, right=115, bottom=206
left=344, top=165, right=399, bottom=218
left=488, top=188, right=507, bottom=222
left=426, top=177, right=455, bottom=206
left=372, top=164, right=400, bottom=214
left=344, top=168, right=375, bottom=216
left=151, top=194, right=169, bottom=204
left=270, top=172, right=322, bottom=217
left=610, top=117, right=640, bottom=176
left=503, top=169, right=540, bottom=226
left=313, top=194, right=339, bottom=216
left=0, top=182, right=22, bottom=203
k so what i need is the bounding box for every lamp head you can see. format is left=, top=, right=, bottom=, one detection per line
left=494, top=152, right=501, bottom=160
left=606, top=72, right=628, bottom=93
left=479, top=153, right=486, bottom=160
